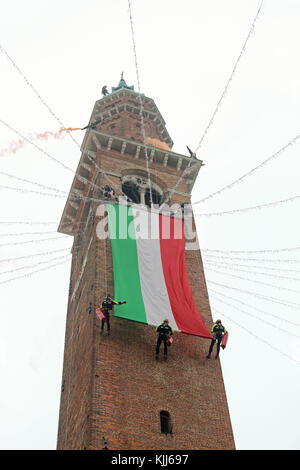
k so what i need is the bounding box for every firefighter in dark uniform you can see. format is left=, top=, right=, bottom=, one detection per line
left=206, top=319, right=227, bottom=359
left=155, top=319, right=174, bottom=361
left=100, top=294, right=126, bottom=335
left=102, top=185, right=115, bottom=199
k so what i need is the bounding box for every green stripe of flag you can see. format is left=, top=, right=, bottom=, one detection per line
left=106, top=203, right=147, bottom=324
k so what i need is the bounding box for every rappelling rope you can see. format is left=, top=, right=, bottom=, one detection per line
left=104, top=235, right=108, bottom=297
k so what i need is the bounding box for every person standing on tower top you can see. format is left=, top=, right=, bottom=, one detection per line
left=206, top=319, right=227, bottom=359
left=100, top=294, right=126, bottom=336
left=102, top=85, right=108, bottom=96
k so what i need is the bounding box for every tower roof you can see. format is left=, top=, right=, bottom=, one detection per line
left=111, top=73, right=134, bottom=94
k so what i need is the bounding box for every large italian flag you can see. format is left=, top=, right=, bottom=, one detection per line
left=106, top=203, right=211, bottom=339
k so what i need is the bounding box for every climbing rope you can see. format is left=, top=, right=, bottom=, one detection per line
left=104, top=235, right=108, bottom=297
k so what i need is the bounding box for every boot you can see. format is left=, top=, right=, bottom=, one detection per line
left=164, top=355, right=167, bottom=361
left=155, top=354, right=159, bottom=361
left=215, top=353, right=219, bottom=359
left=206, top=353, right=211, bottom=359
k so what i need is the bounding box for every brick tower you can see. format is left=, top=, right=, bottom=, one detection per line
left=56, top=76, right=235, bottom=450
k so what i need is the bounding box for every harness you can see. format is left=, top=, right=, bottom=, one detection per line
left=157, top=324, right=172, bottom=337
left=212, top=323, right=225, bottom=338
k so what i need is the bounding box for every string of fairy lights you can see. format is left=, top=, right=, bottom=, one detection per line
left=0, top=0, right=300, bottom=380
left=127, top=0, right=153, bottom=204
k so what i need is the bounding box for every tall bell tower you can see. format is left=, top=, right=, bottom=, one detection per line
left=56, top=76, right=235, bottom=450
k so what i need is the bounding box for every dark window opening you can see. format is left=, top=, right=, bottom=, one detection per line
left=145, top=187, right=161, bottom=206
left=122, top=181, right=162, bottom=206
left=160, top=411, right=172, bottom=434
left=122, top=181, right=141, bottom=204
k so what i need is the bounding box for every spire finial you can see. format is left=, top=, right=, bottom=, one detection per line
left=111, top=73, right=134, bottom=93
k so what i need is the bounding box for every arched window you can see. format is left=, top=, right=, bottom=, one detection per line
left=122, top=179, right=141, bottom=204
left=160, top=410, right=172, bottom=434
left=122, top=175, right=163, bottom=206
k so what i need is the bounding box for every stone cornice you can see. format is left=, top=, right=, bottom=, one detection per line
left=57, top=129, right=203, bottom=235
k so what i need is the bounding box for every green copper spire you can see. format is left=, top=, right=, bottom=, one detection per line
left=112, top=72, right=134, bottom=93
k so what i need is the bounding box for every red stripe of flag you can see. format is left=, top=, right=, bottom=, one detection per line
left=159, top=214, right=211, bottom=339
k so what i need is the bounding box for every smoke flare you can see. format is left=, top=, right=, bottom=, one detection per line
left=0, top=127, right=81, bottom=157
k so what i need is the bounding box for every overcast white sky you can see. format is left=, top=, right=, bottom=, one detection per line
left=1, top=0, right=300, bottom=450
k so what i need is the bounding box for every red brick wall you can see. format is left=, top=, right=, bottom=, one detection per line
left=57, top=97, right=235, bottom=450
left=92, top=91, right=171, bottom=146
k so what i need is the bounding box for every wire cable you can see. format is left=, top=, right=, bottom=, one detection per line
left=0, top=43, right=81, bottom=150
left=205, top=266, right=300, bottom=295
left=211, top=305, right=300, bottom=366
left=0, top=183, right=67, bottom=199
left=0, top=119, right=130, bottom=204
left=203, top=258, right=300, bottom=274
left=207, top=286, right=300, bottom=327
left=192, top=132, right=300, bottom=206
left=0, top=253, right=71, bottom=276
left=193, top=193, right=300, bottom=217
left=0, top=235, right=69, bottom=247
left=202, top=246, right=300, bottom=255
left=127, top=0, right=153, bottom=203
left=211, top=293, right=300, bottom=340
left=0, top=246, right=71, bottom=264
left=0, top=118, right=77, bottom=173
left=207, top=279, right=300, bottom=310
left=0, top=170, right=67, bottom=194
left=203, top=253, right=300, bottom=264
left=163, top=1, right=264, bottom=209
left=0, top=256, right=71, bottom=287
left=195, top=1, right=264, bottom=153
left=160, top=159, right=193, bottom=210
left=203, top=260, right=300, bottom=283
left=0, top=230, right=67, bottom=238
left=0, top=182, right=107, bottom=205
left=0, top=220, right=87, bottom=227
